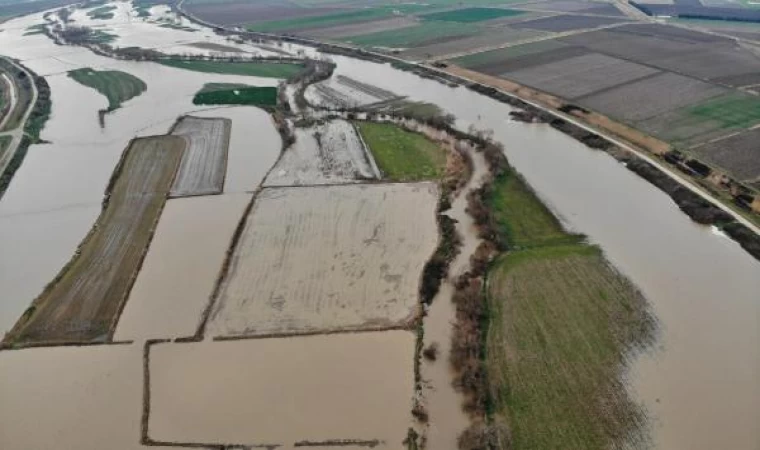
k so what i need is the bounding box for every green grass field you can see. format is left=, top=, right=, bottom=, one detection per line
left=343, top=21, right=475, bottom=47
left=421, top=7, right=523, bottom=23
left=87, top=4, right=116, bottom=19
left=687, top=93, right=760, bottom=129
left=157, top=59, right=304, bottom=78
left=355, top=121, right=447, bottom=181
left=486, top=170, right=581, bottom=249
left=487, top=243, right=654, bottom=450
left=192, top=84, right=277, bottom=107
left=68, top=68, right=146, bottom=112
left=452, top=39, right=566, bottom=67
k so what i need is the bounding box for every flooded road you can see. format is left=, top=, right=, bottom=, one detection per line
left=0, top=8, right=757, bottom=449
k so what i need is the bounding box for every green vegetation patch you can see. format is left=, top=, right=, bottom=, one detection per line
left=486, top=170, right=581, bottom=249
left=87, top=4, right=116, bottom=20
left=158, top=22, right=197, bottom=32
left=0, top=135, right=10, bottom=159
left=486, top=243, right=655, bottom=450
left=157, top=59, right=304, bottom=78
left=421, top=7, right=523, bottom=23
left=192, top=84, right=277, bottom=107
left=68, top=68, right=146, bottom=112
left=344, top=21, right=475, bottom=47
left=686, top=93, right=760, bottom=130
left=355, top=121, right=446, bottom=181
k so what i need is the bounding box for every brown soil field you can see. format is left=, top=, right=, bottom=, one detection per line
left=184, top=0, right=346, bottom=27
left=512, top=14, right=628, bottom=32
left=205, top=183, right=438, bottom=338
left=691, top=129, right=760, bottom=181
left=4, top=136, right=184, bottom=345
left=444, top=64, right=671, bottom=154
left=306, top=16, right=418, bottom=40
left=148, top=332, right=414, bottom=447
left=169, top=116, right=230, bottom=197
left=113, top=194, right=252, bottom=341
left=401, top=27, right=547, bottom=60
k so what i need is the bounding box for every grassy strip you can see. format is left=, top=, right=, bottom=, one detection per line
left=420, top=7, right=523, bottom=23
left=485, top=243, right=654, bottom=450
left=686, top=92, right=760, bottom=130
left=0, top=58, right=33, bottom=132
left=23, top=24, right=46, bottom=35
left=0, top=135, right=10, bottom=157
left=158, top=59, right=304, bottom=78
left=68, top=67, right=146, bottom=112
left=354, top=121, right=447, bottom=181
left=192, top=85, right=277, bottom=107
left=3, top=136, right=184, bottom=345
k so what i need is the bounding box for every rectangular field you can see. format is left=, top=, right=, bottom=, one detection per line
left=342, top=21, right=476, bottom=48
left=576, top=72, right=726, bottom=122
left=263, top=119, right=380, bottom=186
left=502, top=52, right=660, bottom=99
left=206, top=183, right=439, bottom=337
left=691, top=129, right=760, bottom=181
left=148, top=332, right=415, bottom=446
left=170, top=116, right=230, bottom=197
left=4, top=136, right=184, bottom=344
left=420, top=7, right=524, bottom=22
left=512, top=14, right=627, bottom=32
left=113, top=194, right=252, bottom=341
left=306, top=75, right=402, bottom=108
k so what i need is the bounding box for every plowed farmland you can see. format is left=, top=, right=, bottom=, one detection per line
left=206, top=183, right=438, bottom=338
left=170, top=116, right=230, bottom=197
left=4, top=136, right=184, bottom=345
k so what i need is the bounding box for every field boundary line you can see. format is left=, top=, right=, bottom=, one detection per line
left=210, top=323, right=415, bottom=342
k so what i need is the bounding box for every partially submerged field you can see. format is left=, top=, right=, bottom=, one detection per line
left=206, top=183, right=439, bottom=337
left=169, top=115, right=230, bottom=197
left=157, top=59, right=304, bottom=78
left=192, top=85, right=277, bottom=107
left=483, top=168, right=655, bottom=450
left=264, top=119, right=380, bottom=186
left=67, top=67, right=146, bottom=112
left=148, top=332, right=415, bottom=446
left=4, top=136, right=184, bottom=345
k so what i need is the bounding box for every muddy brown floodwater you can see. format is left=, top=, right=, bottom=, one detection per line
left=148, top=332, right=415, bottom=447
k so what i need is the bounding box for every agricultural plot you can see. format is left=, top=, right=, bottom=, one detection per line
left=184, top=0, right=348, bottom=27
left=420, top=7, right=524, bottom=22
left=691, top=129, right=760, bottom=181
left=157, top=59, right=304, bottom=78
left=192, top=85, right=277, bottom=107
left=451, top=38, right=569, bottom=68
left=576, top=72, right=727, bottom=122
left=169, top=116, right=230, bottom=197
left=205, top=183, right=438, bottom=337
left=305, top=16, right=419, bottom=40
left=501, top=52, right=660, bottom=99
left=264, top=119, right=380, bottom=186
left=456, top=44, right=590, bottom=76
left=560, top=24, right=760, bottom=85
left=114, top=194, right=252, bottom=341
left=487, top=244, right=653, bottom=450
left=307, top=74, right=402, bottom=108
left=67, top=68, right=146, bottom=112
left=3, top=136, right=184, bottom=345
left=247, top=8, right=394, bottom=33
left=342, top=21, right=476, bottom=48
left=518, top=0, right=627, bottom=15
left=400, top=27, right=547, bottom=59
left=355, top=121, right=448, bottom=181
left=148, top=332, right=415, bottom=446
left=512, top=14, right=627, bottom=32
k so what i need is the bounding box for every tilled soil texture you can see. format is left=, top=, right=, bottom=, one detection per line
left=170, top=116, right=230, bottom=197
left=206, top=183, right=438, bottom=338
left=4, top=136, right=184, bottom=345
left=264, top=119, right=380, bottom=186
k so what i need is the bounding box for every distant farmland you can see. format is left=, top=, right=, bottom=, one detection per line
left=4, top=136, right=184, bottom=345
left=420, top=7, right=524, bottom=22
left=157, top=59, right=304, bottom=78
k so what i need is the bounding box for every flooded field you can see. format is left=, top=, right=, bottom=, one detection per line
left=169, top=116, right=230, bottom=197
left=0, top=5, right=757, bottom=450
left=264, top=119, right=380, bottom=186
left=206, top=183, right=438, bottom=337
left=4, top=136, right=184, bottom=345
left=148, top=332, right=414, bottom=447
left=114, top=193, right=252, bottom=341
